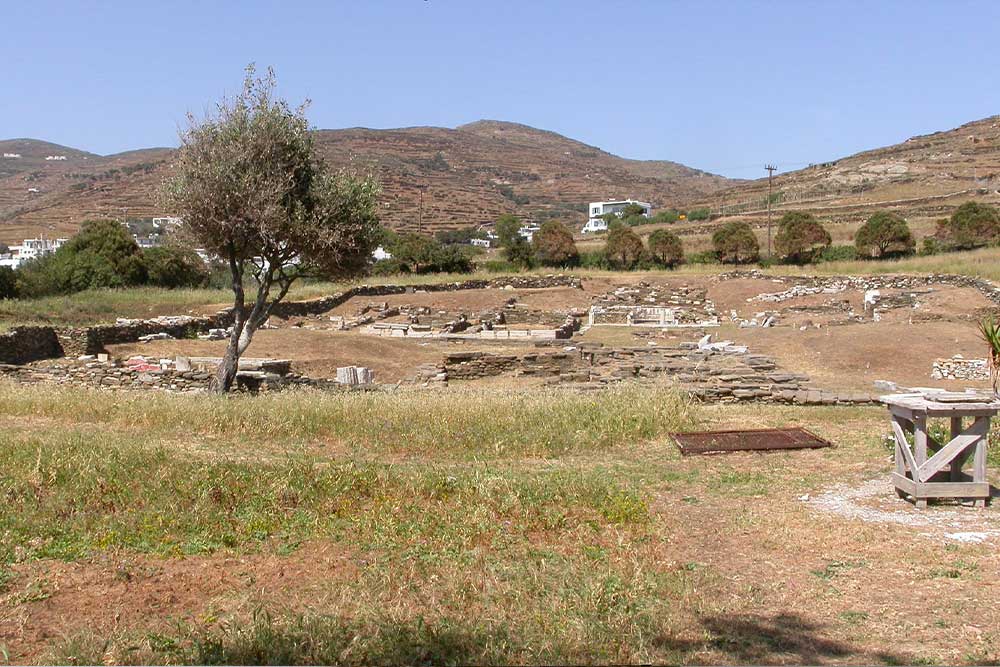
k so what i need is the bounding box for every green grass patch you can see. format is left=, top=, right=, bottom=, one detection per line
left=0, top=382, right=696, bottom=457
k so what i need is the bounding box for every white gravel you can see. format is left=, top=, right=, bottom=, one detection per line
left=809, top=477, right=1000, bottom=543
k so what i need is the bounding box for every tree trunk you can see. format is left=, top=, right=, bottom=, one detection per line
left=214, top=333, right=242, bottom=392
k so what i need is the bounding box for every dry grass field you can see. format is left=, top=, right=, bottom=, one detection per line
left=4, top=254, right=1000, bottom=664
left=1, top=384, right=999, bottom=664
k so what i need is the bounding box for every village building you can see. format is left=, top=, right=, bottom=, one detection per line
left=582, top=199, right=652, bottom=233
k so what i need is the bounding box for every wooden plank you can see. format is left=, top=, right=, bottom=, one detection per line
left=891, top=419, right=920, bottom=479
left=913, top=413, right=928, bottom=467
left=916, top=419, right=987, bottom=482
left=891, top=473, right=989, bottom=498
left=974, top=417, right=988, bottom=484
left=950, top=416, right=963, bottom=482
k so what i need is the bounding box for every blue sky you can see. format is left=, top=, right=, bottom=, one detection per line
left=4, top=0, right=999, bottom=178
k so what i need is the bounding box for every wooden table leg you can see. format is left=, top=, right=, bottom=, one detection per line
left=914, top=414, right=929, bottom=508
left=974, top=416, right=988, bottom=508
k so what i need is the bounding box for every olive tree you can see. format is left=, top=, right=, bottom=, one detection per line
left=164, top=66, right=380, bottom=392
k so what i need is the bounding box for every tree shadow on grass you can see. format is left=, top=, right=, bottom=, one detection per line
left=655, top=612, right=910, bottom=665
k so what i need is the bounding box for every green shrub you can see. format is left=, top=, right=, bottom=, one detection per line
left=855, top=211, right=915, bottom=259
left=143, top=246, right=209, bottom=288
left=687, top=207, right=711, bottom=221
left=578, top=250, right=611, bottom=269
left=816, top=245, right=858, bottom=263
left=504, top=236, right=535, bottom=269
left=685, top=250, right=719, bottom=265
left=920, top=237, right=943, bottom=256
left=652, top=210, right=680, bottom=224
left=388, top=233, right=474, bottom=274
left=0, top=267, right=17, bottom=299
left=774, top=211, right=831, bottom=264
left=712, top=221, right=759, bottom=264
left=482, top=259, right=517, bottom=273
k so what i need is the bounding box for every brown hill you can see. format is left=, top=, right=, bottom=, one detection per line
left=692, top=115, right=1000, bottom=232
left=0, top=121, right=736, bottom=243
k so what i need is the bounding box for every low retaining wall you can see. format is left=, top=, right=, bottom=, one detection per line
left=721, top=270, right=1000, bottom=307
left=0, top=327, right=64, bottom=364
left=0, top=359, right=353, bottom=393
left=438, top=345, right=876, bottom=405
left=0, top=275, right=584, bottom=363
left=931, top=356, right=989, bottom=381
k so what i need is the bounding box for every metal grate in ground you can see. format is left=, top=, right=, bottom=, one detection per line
left=672, top=427, right=833, bottom=456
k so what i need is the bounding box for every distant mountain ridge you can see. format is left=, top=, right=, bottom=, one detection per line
left=0, top=121, right=736, bottom=242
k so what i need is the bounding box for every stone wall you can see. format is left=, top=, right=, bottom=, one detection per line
left=722, top=270, right=1000, bottom=307
left=439, top=344, right=876, bottom=405
left=0, top=275, right=584, bottom=363
left=931, top=356, right=990, bottom=381
left=0, top=358, right=358, bottom=394
left=0, top=327, right=64, bottom=364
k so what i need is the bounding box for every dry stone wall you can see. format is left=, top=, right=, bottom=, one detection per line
left=0, top=327, right=64, bottom=364
left=0, top=275, right=584, bottom=363
left=438, top=344, right=876, bottom=405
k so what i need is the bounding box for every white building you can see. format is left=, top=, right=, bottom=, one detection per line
left=152, top=216, right=183, bottom=228
left=44, top=155, right=67, bottom=161
left=0, top=237, right=67, bottom=269
left=2, top=153, right=21, bottom=159
left=583, top=199, right=653, bottom=233
left=470, top=238, right=491, bottom=248
left=518, top=224, right=541, bottom=242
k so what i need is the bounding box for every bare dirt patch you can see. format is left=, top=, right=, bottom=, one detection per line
left=1, top=542, right=357, bottom=663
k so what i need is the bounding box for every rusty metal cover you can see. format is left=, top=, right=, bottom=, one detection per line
left=672, top=427, right=832, bottom=456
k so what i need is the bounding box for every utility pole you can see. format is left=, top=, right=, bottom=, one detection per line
left=417, top=188, right=424, bottom=234
left=765, top=164, right=777, bottom=258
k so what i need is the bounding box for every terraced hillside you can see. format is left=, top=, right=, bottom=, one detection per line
left=692, top=115, right=1000, bottom=233
left=0, top=121, right=736, bottom=243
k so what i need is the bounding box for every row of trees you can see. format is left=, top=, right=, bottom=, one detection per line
left=491, top=216, right=685, bottom=270
left=2, top=219, right=210, bottom=299
left=708, top=201, right=1000, bottom=265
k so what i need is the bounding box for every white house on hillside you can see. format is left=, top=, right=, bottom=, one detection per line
left=0, top=237, right=68, bottom=269
left=582, top=199, right=653, bottom=233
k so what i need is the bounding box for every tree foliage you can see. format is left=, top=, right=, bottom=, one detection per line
left=647, top=229, right=684, bottom=268
left=386, top=233, right=473, bottom=273
left=494, top=214, right=521, bottom=248
left=532, top=221, right=578, bottom=266
left=143, top=245, right=210, bottom=288
left=712, top=221, right=759, bottom=264
left=0, top=266, right=17, bottom=299
left=604, top=223, right=645, bottom=269
left=774, top=211, right=831, bottom=263
left=19, top=219, right=148, bottom=294
left=934, top=202, right=1000, bottom=250
left=854, top=211, right=915, bottom=259
left=163, top=65, right=380, bottom=391
left=504, top=236, right=535, bottom=269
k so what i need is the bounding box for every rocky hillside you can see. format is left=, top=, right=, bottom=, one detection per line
left=0, top=121, right=735, bottom=243
left=694, top=115, right=1000, bottom=227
